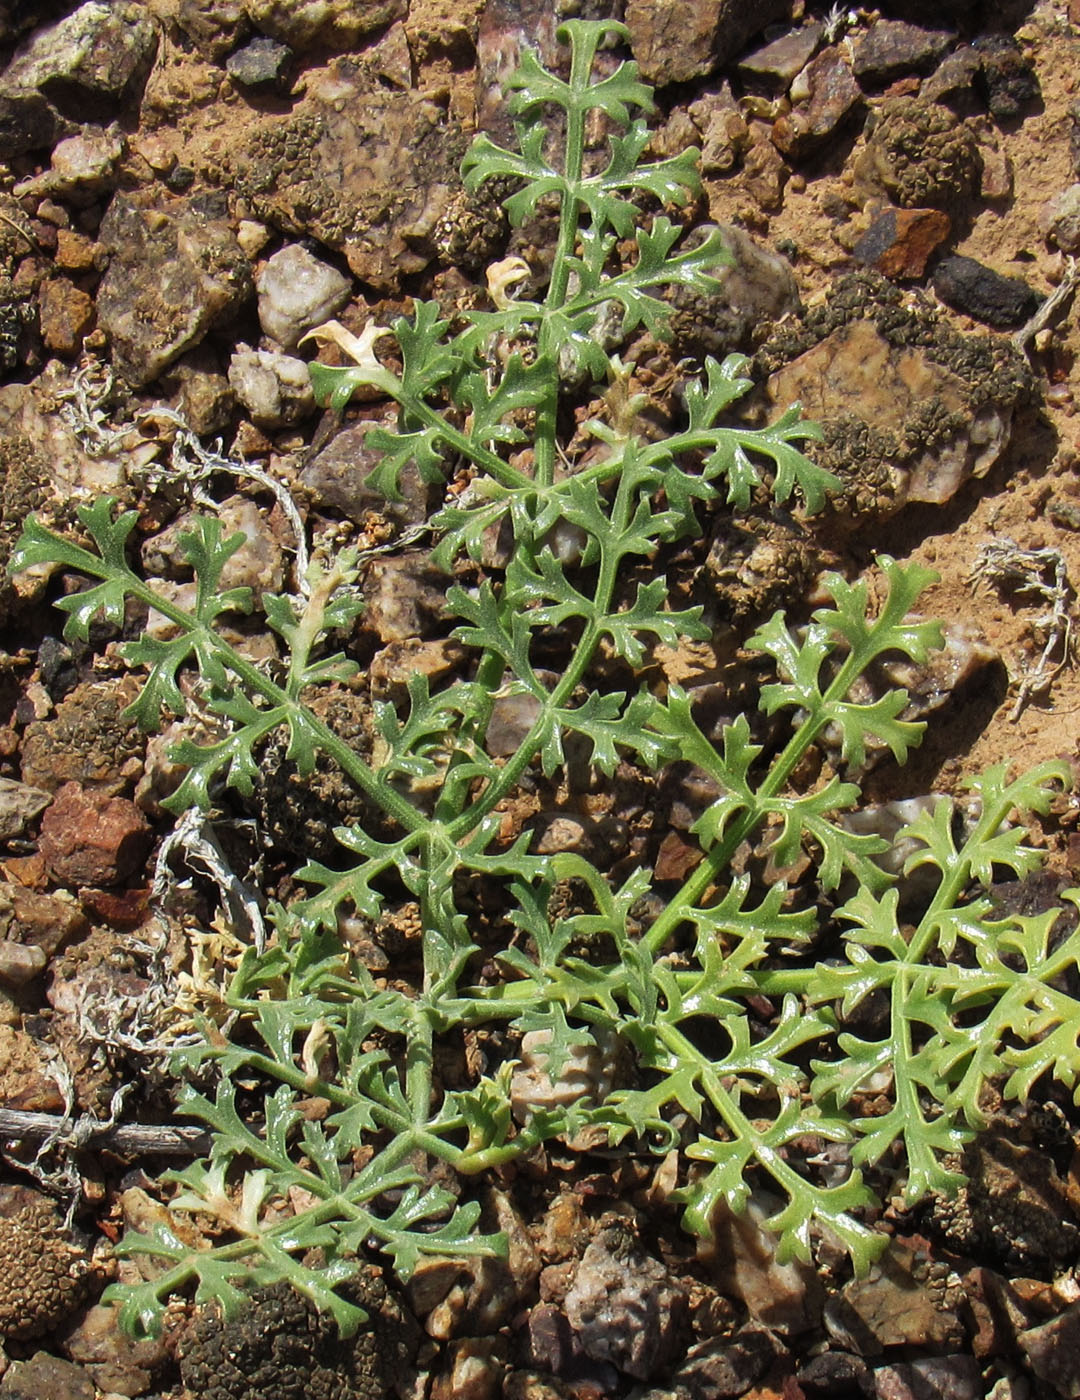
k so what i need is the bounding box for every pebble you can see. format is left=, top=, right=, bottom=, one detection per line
left=1040, top=183, right=1080, bottom=254
left=853, top=207, right=951, bottom=279
left=38, top=782, right=151, bottom=888
left=873, top=1356, right=982, bottom=1400
left=771, top=48, right=863, bottom=158
left=142, top=493, right=285, bottom=599
left=824, top=1244, right=966, bottom=1355
left=1, top=2, right=158, bottom=115
left=640, top=1329, right=780, bottom=1400
left=174, top=0, right=248, bottom=61
left=931, top=253, right=1041, bottom=329
left=256, top=243, right=351, bottom=350
left=738, top=23, right=823, bottom=88
left=1019, top=1302, right=1080, bottom=1397
left=300, top=413, right=434, bottom=527
left=0, top=1353, right=94, bottom=1400
left=244, top=0, right=407, bottom=51
left=60, top=1303, right=169, bottom=1398
left=227, top=345, right=316, bottom=427
left=15, top=126, right=124, bottom=202
left=972, top=33, right=1040, bottom=119
left=0, top=777, right=50, bottom=841
left=708, top=1194, right=823, bottom=1336
left=564, top=1225, right=689, bottom=1382
left=797, top=1349, right=873, bottom=1397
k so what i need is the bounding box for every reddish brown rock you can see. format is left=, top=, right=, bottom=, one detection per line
left=1019, top=1303, right=1080, bottom=1397
left=39, top=782, right=151, bottom=888
left=853, top=207, right=951, bottom=279
left=38, top=277, right=94, bottom=355
left=625, top=0, right=789, bottom=86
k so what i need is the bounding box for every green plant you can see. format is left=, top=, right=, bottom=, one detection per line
left=12, top=19, right=1080, bottom=1339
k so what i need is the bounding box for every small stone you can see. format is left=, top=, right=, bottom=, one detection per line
left=625, top=0, right=789, bottom=86
left=797, top=1350, right=874, bottom=1398
left=38, top=782, right=151, bottom=888
left=38, top=279, right=95, bottom=356
left=0, top=777, right=50, bottom=841
left=564, top=1226, right=689, bottom=1382
left=1019, top=1301, right=1080, bottom=1398
left=143, top=494, right=285, bottom=599
left=853, top=207, right=951, bottom=279
left=0, top=1353, right=95, bottom=1400
left=1041, top=183, right=1080, bottom=254
left=922, top=46, right=982, bottom=106
left=873, top=1356, right=982, bottom=1400
left=0, top=943, right=45, bottom=986
left=851, top=20, right=953, bottom=86
left=431, top=1337, right=503, bottom=1400
left=256, top=244, right=351, bottom=350
left=771, top=48, right=862, bottom=158
left=709, top=1195, right=823, bottom=1335
left=227, top=345, right=316, bottom=427
left=20, top=676, right=145, bottom=797
left=53, top=229, right=100, bottom=272
left=931, top=254, right=1041, bottom=329
left=972, top=33, right=1040, bottom=120
left=16, top=125, right=124, bottom=203
left=824, top=1244, right=966, bottom=1356
left=534, top=816, right=587, bottom=855
left=369, top=638, right=466, bottom=705
left=739, top=23, right=823, bottom=88
left=362, top=553, right=449, bottom=644
left=225, top=36, right=294, bottom=92
left=166, top=352, right=236, bottom=436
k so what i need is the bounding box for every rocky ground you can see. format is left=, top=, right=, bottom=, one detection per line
left=1, top=0, right=1080, bottom=1398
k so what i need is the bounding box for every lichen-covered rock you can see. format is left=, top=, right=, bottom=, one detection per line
left=174, top=0, right=249, bottom=60
left=243, top=0, right=406, bottom=51
left=0, top=1195, right=95, bottom=1341
left=232, top=65, right=468, bottom=291
left=97, top=190, right=253, bottom=386
left=667, top=224, right=799, bottom=358
left=0, top=1352, right=95, bottom=1400
left=21, top=676, right=146, bottom=797
left=179, top=1274, right=420, bottom=1400
left=857, top=96, right=980, bottom=208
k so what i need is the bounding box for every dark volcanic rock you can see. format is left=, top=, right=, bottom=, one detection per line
left=973, top=33, right=1040, bottom=120
left=932, top=253, right=1041, bottom=328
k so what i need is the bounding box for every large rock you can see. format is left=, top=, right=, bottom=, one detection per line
left=97, top=191, right=253, bottom=386
left=233, top=61, right=468, bottom=291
